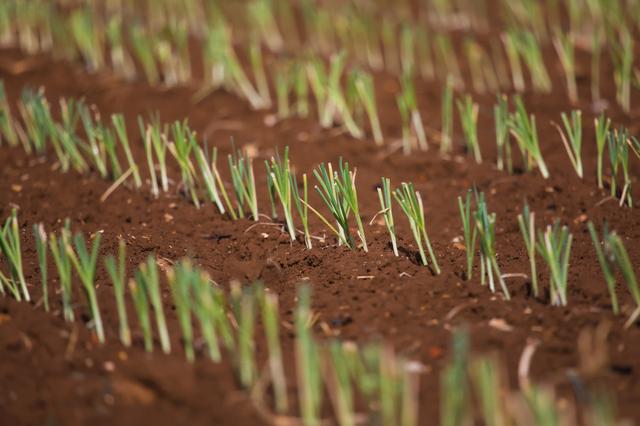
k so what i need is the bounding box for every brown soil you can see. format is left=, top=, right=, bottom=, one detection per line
left=0, top=38, right=639, bottom=426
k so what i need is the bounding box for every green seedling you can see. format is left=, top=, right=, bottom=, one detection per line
left=33, top=223, right=48, bottom=311
left=104, top=239, right=131, bottom=347
left=0, top=209, right=29, bottom=302
left=536, top=221, right=572, bottom=306
left=458, top=190, right=477, bottom=281
left=517, top=202, right=538, bottom=297
left=67, top=232, right=104, bottom=343
left=394, top=183, right=440, bottom=274
left=376, top=177, right=398, bottom=257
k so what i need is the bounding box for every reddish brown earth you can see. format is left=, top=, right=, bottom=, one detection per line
left=0, top=41, right=639, bottom=426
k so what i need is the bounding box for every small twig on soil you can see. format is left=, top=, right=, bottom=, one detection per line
left=624, top=306, right=640, bottom=329
left=594, top=196, right=616, bottom=207
left=244, top=222, right=284, bottom=234
left=100, top=167, right=133, bottom=203
left=518, top=338, right=540, bottom=390
left=297, top=229, right=325, bottom=243
left=445, top=299, right=478, bottom=322
left=500, top=273, right=528, bottom=280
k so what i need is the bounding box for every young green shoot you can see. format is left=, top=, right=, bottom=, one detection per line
left=306, top=58, right=329, bottom=123
left=400, top=359, right=420, bottom=426
left=112, top=113, right=142, bottom=188
left=130, top=25, right=160, bottom=85
left=553, top=31, right=577, bottom=103
left=393, top=183, right=440, bottom=274
left=266, top=154, right=279, bottom=220
left=148, top=117, right=169, bottom=192
left=293, top=62, right=309, bottom=118
left=502, top=32, right=525, bottom=92
left=591, top=28, right=603, bottom=102
left=56, top=99, right=88, bottom=174
left=190, top=270, right=221, bottom=362
left=228, top=147, right=258, bottom=221
left=509, top=96, right=549, bottom=179
left=226, top=39, right=270, bottom=109
left=588, top=222, right=640, bottom=325
left=295, top=284, right=322, bottom=426
left=494, top=95, right=512, bottom=173
left=435, top=34, right=464, bottom=89
left=104, top=238, right=131, bottom=347
left=18, top=88, right=51, bottom=155
left=32, top=223, right=48, bottom=311
left=211, top=286, right=236, bottom=356
left=594, top=114, right=611, bottom=189
left=608, top=128, right=633, bottom=207
left=0, top=268, right=19, bottom=300
left=400, top=24, right=416, bottom=74
left=517, top=202, right=538, bottom=297
left=0, top=81, right=18, bottom=146
left=167, top=261, right=195, bottom=362
left=611, top=29, right=633, bottom=113
left=49, top=220, right=73, bottom=321
left=376, top=177, right=398, bottom=257
left=334, top=160, right=368, bottom=252
left=291, top=172, right=312, bottom=249
left=313, top=162, right=353, bottom=248
left=139, top=256, right=171, bottom=354
left=274, top=63, right=292, bottom=119
left=522, top=385, right=562, bottom=425
left=106, top=15, right=136, bottom=81
left=206, top=146, right=237, bottom=219
left=67, top=232, right=104, bottom=343
left=457, top=191, right=476, bottom=281
left=353, top=69, right=383, bottom=145
left=194, top=142, right=226, bottom=215
left=139, top=117, right=159, bottom=198
left=247, top=0, right=284, bottom=52
left=587, top=222, right=619, bottom=315
left=457, top=95, right=482, bottom=163
left=605, top=231, right=640, bottom=327
left=474, top=193, right=510, bottom=299
left=79, top=104, right=108, bottom=179
left=323, top=53, right=363, bottom=139
left=69, top=8, right=103, bottom=72
left=0, top=209, right=29, bottom=302
left=440, top=76, right=454, bottom=155
left=237, top=285, right=256, bottom=388
left=130, top=273, right=153, bottom=352
left=381, top=18, right=399, bottom=73
left=262, top=292, right=289, bottom=413
left=441, top=328, right=470, bottom=426
left=326, top=341, right=356, bottom=426
left=169, top=120, right=200, bottom=208
left=512, top=31, right=551, bottom=93
left=470, top=356, right=507, bottom=426
left=379, top=344, right=401, bottom=425
left=536, top=221, right=572, bottom=307
left=397, top=94, right=413, bottom=156
left=553, top=110, right=583, bottom=178
left=397, top=71, right=428, bottom=153
left=265, top=147, right=296, bottom=241
left=248, top=35, right=272, bottom=108
left=95, top=123, right=123, bottom=180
